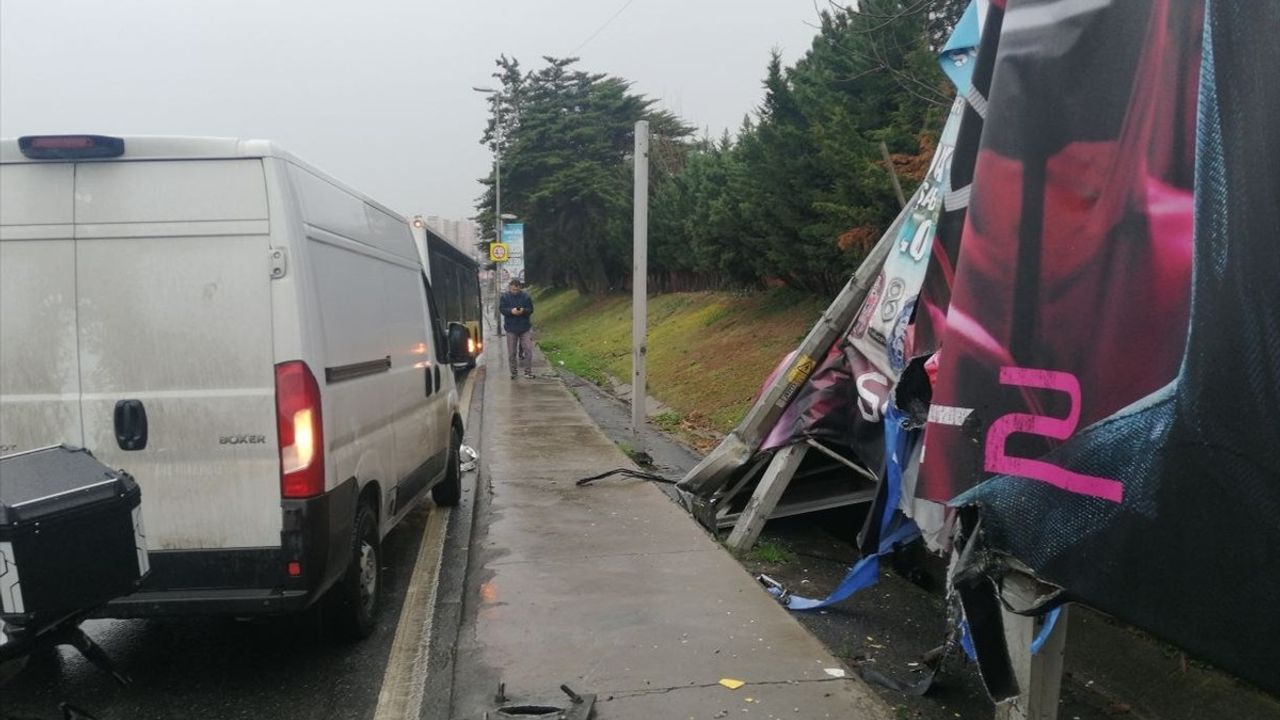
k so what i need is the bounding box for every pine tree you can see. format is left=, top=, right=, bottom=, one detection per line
left=475, top=57, right=692, bottom=293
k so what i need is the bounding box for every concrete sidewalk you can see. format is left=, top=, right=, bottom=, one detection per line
left=449, top=340, right=892, bottom=719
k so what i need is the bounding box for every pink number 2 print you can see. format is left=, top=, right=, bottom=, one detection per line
left=983, top=367, right=1124, bottom=503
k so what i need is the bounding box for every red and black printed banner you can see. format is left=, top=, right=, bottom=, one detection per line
left=917, top=0, right=1280, bottom=695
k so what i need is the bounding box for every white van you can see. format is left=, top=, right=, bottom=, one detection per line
left=0, top=135, right=468, bottom=638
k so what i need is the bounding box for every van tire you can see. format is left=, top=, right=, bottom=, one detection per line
left=328, top=502, right=380, bottom=641
left=432, top=427, right=462, bottom=507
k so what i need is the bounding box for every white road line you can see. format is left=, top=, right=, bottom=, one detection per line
left=373, top=371, right=477, bottom=720
left=373, top=503, right=448, bottom=720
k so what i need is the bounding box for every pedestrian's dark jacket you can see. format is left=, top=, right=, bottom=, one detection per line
left=500, top=290, right=534, bottom=334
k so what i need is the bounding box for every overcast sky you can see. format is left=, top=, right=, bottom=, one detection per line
left=0, top=0, right=822, bottom=219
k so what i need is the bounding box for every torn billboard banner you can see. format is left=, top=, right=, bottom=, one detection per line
left=849, top=96, right=963, bottom=380
left=918, top=0, right=1280, bottom=696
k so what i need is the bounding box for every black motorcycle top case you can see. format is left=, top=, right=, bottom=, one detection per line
left=0, top=445, right=149, bottom=621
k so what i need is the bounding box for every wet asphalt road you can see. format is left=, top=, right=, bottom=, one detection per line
left=0, top=502, right=429, bottom=720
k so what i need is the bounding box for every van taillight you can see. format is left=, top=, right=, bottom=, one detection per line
left=275, top=361, right=325, bottom=498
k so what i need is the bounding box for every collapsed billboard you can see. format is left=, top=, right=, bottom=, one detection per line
left=685, top=0, right=1279, bottom=700
left=917, top=0, right=1279, bottom=696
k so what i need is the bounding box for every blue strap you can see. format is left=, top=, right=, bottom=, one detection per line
left=959, top=618, right=978, bottom=659
left=958, top=605, right=1063, bottom=659
left=1029, top=606, right=1063, bottom=654
left=775, top=404, right=921, bottom=610
left=781, top=521, right=921, bottom=610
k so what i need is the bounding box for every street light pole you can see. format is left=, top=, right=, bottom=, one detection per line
left=475, top=85, right=505, bottom=337
left=494, top=100, right=505, bottom=338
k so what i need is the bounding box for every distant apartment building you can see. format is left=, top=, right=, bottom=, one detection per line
left=426, top=216, right=482, bottom=261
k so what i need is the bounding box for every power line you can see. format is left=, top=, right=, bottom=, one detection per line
left=568, top=0, right=637, bottom=56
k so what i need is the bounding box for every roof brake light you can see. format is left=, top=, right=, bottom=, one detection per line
left=18, top=135, right=125, bottom=160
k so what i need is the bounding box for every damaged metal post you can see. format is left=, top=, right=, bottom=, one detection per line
left=996, top=573, right=1069, bottom=720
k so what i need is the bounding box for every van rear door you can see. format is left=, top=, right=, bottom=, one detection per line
left=73, top=159, right=282, bottom=550
left=0, top=163, right=82, bottom=455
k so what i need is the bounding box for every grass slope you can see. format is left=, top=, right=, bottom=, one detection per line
left=533, top=288, right=826, bottom=436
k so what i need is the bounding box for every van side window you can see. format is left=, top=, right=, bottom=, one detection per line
left=421, top=274, right=449, bottom=364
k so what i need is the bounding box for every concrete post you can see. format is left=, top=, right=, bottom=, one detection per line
left=631, top=121, right=650, bottom=440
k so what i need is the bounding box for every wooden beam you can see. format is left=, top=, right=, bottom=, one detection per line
left=725, top=444, right=808, bottom=553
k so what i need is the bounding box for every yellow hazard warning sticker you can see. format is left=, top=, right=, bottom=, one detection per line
left=785, top=355, right=817, bottom=384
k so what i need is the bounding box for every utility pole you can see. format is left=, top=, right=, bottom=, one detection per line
left=631, top=120, right=649, bottom=440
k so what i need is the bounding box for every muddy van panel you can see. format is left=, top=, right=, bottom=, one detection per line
left=0, top=162, right=82, bottom=455
left=73, top=158, right=281, bottom=551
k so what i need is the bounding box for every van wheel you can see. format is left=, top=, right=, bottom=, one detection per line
left=328, top=502, right=380, bottom=641
left=432, top=427, right=463, bottom=507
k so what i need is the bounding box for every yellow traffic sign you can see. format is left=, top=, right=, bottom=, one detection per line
left=489, top=242, right=509, bottom=262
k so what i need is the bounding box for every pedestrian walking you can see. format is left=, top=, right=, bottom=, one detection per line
left=499, top=279, right=535, bottom=379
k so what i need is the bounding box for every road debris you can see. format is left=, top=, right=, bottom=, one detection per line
left=460, top=444, right=479, bottom=472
